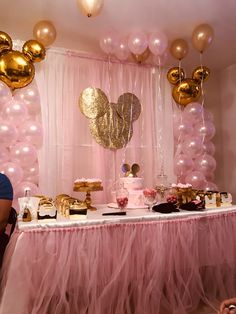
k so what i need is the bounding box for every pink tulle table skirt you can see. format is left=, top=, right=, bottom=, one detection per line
left=1, top=206, right=236, bottom=314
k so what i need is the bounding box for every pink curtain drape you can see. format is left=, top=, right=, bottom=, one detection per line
left=35, top=48, right=174, bottom=203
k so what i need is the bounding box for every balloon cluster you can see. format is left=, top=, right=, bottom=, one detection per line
left=167, top=23, right=214, bottom=107
left=99, top=30, right=168, bottom=64
left=0, top=80, right=43, bottom=205
left=167, top=65, right=210, bottom=106
left=0, top=31, right=46, bottom=90
left=173, top=102, right=217, bottom=191
left=170, top=23, right=214, bottom=61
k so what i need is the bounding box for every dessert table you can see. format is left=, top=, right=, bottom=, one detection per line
left=1, top=205, right=236, bottom=314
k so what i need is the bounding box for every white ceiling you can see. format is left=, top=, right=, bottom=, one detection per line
left=1, top=0, right=236, bottom=71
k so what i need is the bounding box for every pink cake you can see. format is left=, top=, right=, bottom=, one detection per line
left=111, top=177, right=145, bottom=208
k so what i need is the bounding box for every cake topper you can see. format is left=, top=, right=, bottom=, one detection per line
left=121, top=163, right=140, bottom=177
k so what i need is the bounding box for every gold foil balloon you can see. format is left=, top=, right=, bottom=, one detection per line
left=33, top=20, right=57, bottom=47
left=172, top=79, right=201, bottom=106
left=0, top=34, right=46, bottom=90
left=0, top=50, right=35, bottom=90
left=0, top=31, right=12, bottom=53
left=192, top=66, right=210, bottom=83
left=170, top=39, right=189, bottom=60
left=132, top=48, right=150, bottom=64
left=167, top=67, right=185, bottom=85
left=22, top=40, right=46, bottom=63
left=192, top=24, right=214, bottom=53
left=77, top=0, right=104, bottom=17
left=79, top=88, right=141, bottom=149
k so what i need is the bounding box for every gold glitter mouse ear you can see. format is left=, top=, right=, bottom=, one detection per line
left=116, top=93, right=141, bottom=122
left=89, top=104, right=133, bottom=149
left=79, top=87, right=109, bottom=119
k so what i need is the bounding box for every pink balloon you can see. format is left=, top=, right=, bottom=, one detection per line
left=183, top=102, right=203, bottom=123
left=128, top=31, right=148, bottom=55
left=202, top=141, right=215, bottom=155
left=24, top=174, right=39, bottom=185
left=203, top=108, right=214, bottom=122
left=0, top=161, right=23, bottom=186
left=23, top=162, right=39, bottom=177
left=0, top=145, right=10, bottom=163
left=194, top=121, right=216, bottom=141
left=194, top=154, right=216, bottom=176
left=203, top=181, right=219, bottom=191
left=0, top=81, right=12, bottom=107
left=18, top=120, right=43, bottom=148
left=2, top=99, right=28, bottom=126
left=205, top=171, right=215, bottom=181
left=10, top=142, right=38, bottom=167
left=99, top=31, right=118, bottom=54
left=0, top=120, right=18, bottom=146
left=174, top=153, right=194, bottom=176
left=185, top=170, right=206, bottom=189
left=182, top=135, right=203, bottom=158
left=173, top=118, right=194, bottom=139
left=152, top=50, right=168, bottom=66
left=14, top=181, right=41, bottom=199
left=148, top=31, right=168, bottom=56
left=13, top=83, right=41, bottom=115
left=115, top=38, right=130, bottom=61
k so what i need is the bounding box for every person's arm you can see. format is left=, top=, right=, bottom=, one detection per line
left=0, top=199, right=12, bottom=232
left=219, top=298, right=236, bottom=314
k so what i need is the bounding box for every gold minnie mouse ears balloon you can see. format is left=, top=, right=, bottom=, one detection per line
left=0, top=31, right=12, bottom=53
left=0, top=32, right=46, bottom=90
left=192, top=66, right=210, bottom=83
left=167, top=67, right=185, bottom=85
left=172, top=78, right=201, bottom=107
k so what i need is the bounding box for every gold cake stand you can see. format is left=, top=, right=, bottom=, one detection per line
left=73, top=186, right=103, bottom=211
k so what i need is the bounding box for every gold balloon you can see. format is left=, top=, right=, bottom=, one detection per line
left=77, top=0, right=104, bottom=17
left=132, top=48, right=150, bottom=64
left=192, top=66, right=210, bottom=83
left=0, top=50, right=35, bottom=90
left=0, top=31, right=12, bottom=53
left=172, top=78, right=201, bottom=106
left=33, top=20, right=57, bottom=47
left=167, top=67, right=186, bottom=85
left=170, top=39, right=189, bottom=60
left=192, top=24, right=214, bottom=53
left=22, top=40, right=46, bottom=63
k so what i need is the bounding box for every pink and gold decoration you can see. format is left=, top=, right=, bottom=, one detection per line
left=79, top=87, right=141, bottom=149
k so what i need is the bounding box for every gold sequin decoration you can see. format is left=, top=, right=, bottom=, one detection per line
left=79, top=87, right=140, bottom=150
left=79, top=87, right=109, bottom=119
left=89, top=104, right=133, bottom=149
left=117, top=93, right=141, bottom=122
